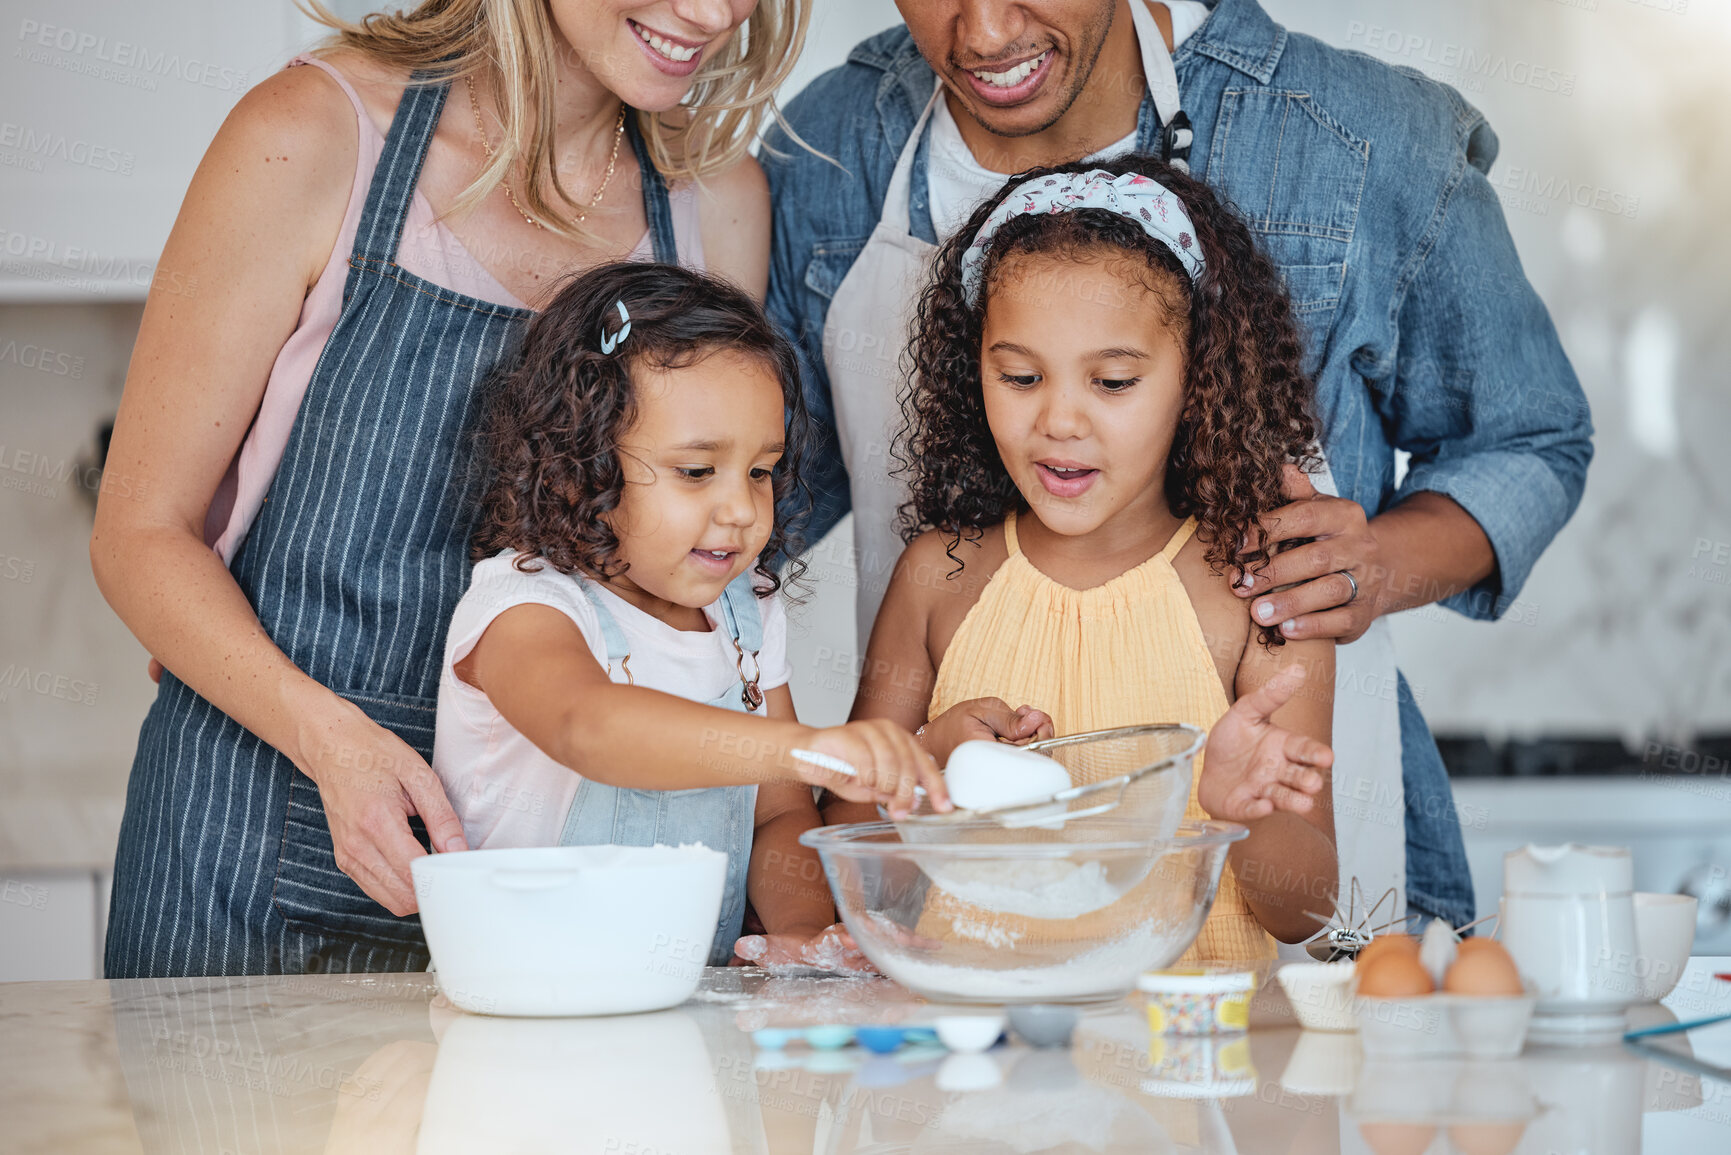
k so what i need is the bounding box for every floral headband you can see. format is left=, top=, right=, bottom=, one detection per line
left=959, top=169, right=1205, bottom=307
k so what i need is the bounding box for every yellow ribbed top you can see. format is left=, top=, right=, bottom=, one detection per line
left=928, top=510, right=1276, bottom=963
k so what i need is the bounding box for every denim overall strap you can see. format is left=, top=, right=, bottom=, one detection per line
left=718, top=572, right=766, bottom=711
left=105, top=72, right=533, bottom=979
left=574, top=580, right=635, bottom=677
left=717, top=573, right=765, bottom=652
left=626, top=112, right=679, bottom=264
left=559, top=575, right=763, bottom=965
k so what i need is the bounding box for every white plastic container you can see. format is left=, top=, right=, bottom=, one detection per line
left=411, top=843, right=727, bottom=1016
left=1138, top=968, right=1257, bottom=1035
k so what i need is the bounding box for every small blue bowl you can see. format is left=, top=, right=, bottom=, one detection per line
left=855, top=1026, right=907, bottom=1054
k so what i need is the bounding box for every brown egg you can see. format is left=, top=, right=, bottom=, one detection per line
left=1355, top=933, right=1420, bottom=970
left=1448, top=1121, right=1527, bottom=1155
left=1443, top=939, right=1524, bottom=996
left=1356, top=951, right=1436, bottom=997
left=1455, top=936, right=1502, bottom=953
left=1357, top=1121, right=1438, bottom=1155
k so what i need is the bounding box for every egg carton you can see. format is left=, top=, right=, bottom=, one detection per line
left=1353, top=988, right=1537, bottom=1059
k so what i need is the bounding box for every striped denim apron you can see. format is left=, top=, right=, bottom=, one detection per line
left=105, top=76, right=682, bottom=978
left=558, top=573, right=764, bottom=966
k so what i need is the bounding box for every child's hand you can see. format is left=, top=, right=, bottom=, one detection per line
left=919, top=697, right=1055, bottom=765
left=733, top=923, right=875, bottom=974
left=1199, top=663, right=1333, bottom=822
left=797, top=720, right=951, bottom=818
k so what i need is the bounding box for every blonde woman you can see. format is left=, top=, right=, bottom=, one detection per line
left=92, top=0, right=808, bottom=978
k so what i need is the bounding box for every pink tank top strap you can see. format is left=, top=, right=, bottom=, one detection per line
left=664, top=181, right=707, bottom=270
left=288, top=54, right=384, bottom=151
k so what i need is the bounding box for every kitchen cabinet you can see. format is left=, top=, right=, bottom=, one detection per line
left=0, top=869, right=106, bottom=981
left=0, top=1, right=342, bottom=301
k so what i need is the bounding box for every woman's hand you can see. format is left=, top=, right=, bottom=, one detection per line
left=796, top=719, right=950, bottom=819
left=293, top=694, right=469, bottom=917
left=734, top=923, right=874, bottom=974
left=1199, top=663, right=1333, bottom=823
left=918, top=697, right=1054, bottom=766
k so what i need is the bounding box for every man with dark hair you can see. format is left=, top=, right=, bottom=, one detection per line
left=763, top=0, right=1593, bottom=930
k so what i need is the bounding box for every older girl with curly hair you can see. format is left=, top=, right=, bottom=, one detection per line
left=846, top=155, right=1340, bottom=960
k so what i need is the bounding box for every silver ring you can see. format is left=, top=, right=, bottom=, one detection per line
left=1338, top=570, right=1360, bottom=607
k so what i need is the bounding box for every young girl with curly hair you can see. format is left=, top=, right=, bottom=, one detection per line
left=431, top=262, right=958, bottom=972
left=847, top=156, right=1339, bottom=960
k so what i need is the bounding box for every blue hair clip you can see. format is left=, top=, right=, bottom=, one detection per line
left=600, top=298, right=631, bottom=355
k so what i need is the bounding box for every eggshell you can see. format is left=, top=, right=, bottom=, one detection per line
left=1355, top=933, right=1420, bottom=970
left=943, top=741, right=1072, bottom=812
left=1357, top=1121, right=1437, bottom=1155
left=1443, top=940, right=1523, bottom=996
left=1355, top=951, right=1435, bottom=998
left=1447, top=1121, right=1526, bottom=1155
left=1419, top=920, right=1458, bottom=987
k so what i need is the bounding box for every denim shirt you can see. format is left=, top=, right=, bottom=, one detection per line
left=762, top=0, right=1593, bottom=624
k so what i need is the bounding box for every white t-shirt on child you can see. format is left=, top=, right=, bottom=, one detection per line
left=433, top=550, right=792, bottom=850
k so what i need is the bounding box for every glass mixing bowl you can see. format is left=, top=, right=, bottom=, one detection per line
left=800, top=818, right=1248, bottom=1004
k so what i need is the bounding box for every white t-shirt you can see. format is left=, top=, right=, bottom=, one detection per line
left=433, top=551, right=792, bottom=850
left=926, top=0, right=1212, bottom=240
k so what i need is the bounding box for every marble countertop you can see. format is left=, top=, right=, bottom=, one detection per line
left=4, top=958, right=1729, bottom=1154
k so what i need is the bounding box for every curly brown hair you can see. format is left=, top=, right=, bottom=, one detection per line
left=898, top=154, right=1321, bottom=643
left=471, top=261, right=813, bottom=597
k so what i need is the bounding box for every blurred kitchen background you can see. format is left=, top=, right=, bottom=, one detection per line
left=2, top=0, right=1727, bottom=980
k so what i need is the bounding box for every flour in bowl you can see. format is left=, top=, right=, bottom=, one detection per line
left=919, top=857, right=1145, bottom=920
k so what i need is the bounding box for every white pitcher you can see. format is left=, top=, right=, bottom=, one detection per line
left=1499, top=843, right=1639, bottom=1039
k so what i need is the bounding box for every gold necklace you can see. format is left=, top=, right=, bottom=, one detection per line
left=465, top=74, right=626, bottom=230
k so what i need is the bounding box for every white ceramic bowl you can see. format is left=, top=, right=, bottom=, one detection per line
left=935, top=1014, right=1008, bottom=1053
left=1633, top=892, right=1697, bottom=1002
left=1276, top=961, right=1358, bottom=1032
left=411, top=844, right=727, bottom=1016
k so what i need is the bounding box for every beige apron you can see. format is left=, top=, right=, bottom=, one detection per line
left=819, top=1, right=1406, bottom=938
